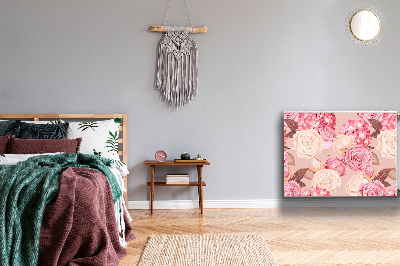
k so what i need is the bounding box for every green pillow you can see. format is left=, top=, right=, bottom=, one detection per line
left=19, top=122, right=69, bottom=139
left=0, top=120, right=20, bottom=136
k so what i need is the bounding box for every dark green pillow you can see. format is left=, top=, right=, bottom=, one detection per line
left=0, top=120, right=20, bottom=136
left=19, top=122, right=69, bottom=139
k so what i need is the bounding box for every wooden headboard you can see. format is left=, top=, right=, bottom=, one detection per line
left=0, top=114, right=128, bottom=200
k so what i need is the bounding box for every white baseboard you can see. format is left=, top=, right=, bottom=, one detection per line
left=127, top=199, right=400, bottom=209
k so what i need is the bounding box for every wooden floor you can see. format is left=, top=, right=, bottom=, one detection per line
left=120, top=208, right=400, bottom=266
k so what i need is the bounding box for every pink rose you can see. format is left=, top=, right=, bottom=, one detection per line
left=302, top=187, right=331, bottom=196
left=343, top=146, right=372, bottom=171
left=358, top=181, right=388, bottom=196
left=317, top=113, right=336, bottom=129
left=357, top=113, right=384, bottom=127
left=297, top=113, right=317, bottom=130
left=382, top=113, right=397, bottom=130
left=297, top=113, right=336, bottom=131
left=340, top=119, right=371, bottom=147
left=325, top=157, right=346, bottom=176
left=317, top=126, right=336, bottom=150
left=317, top=126, right=336, bottom=141
left=284, top=181, right=301, bottom=196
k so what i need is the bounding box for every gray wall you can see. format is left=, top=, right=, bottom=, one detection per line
left=1, top=0, right=399, bottom=202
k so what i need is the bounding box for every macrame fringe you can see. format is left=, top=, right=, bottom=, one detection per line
left=155, top=26, right=198, bottom=109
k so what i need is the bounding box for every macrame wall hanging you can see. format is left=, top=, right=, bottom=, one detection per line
left=150, top=0, right=208, bottom=109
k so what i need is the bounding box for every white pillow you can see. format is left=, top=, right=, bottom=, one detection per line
left=67, top=119, right=121, bottom=162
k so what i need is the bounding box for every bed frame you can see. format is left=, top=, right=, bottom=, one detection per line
left=0, top=114, right=128, bottom=201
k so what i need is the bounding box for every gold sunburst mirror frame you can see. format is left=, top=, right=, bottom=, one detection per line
left=345, top=6, right=384, bottom=46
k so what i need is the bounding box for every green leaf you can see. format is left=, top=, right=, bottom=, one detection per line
left=78, top=122, right=98, bottom=132
left=110, top=159, right=125, bottom=167
left=0, top=154, right=5, bottom=157
left=105, top=131, right=119, bottom=153
left=93, top=149, right=102, bottom=157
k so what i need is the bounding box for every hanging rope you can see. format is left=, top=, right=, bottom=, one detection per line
left=162, top=0, right=193, bottom=28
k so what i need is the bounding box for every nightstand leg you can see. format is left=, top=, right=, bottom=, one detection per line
left=151, top=165, right=155, bottom=215
left=197, top=165, right=203, bottom=214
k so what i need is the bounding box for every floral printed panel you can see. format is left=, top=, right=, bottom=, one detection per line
left=284, top=112, right=397, bottom=197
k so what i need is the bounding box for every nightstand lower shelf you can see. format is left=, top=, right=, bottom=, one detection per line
left=147, top=181, right=206, bottom=187
left=144, top=160, right=210, bottom=214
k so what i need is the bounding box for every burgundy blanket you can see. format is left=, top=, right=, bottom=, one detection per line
left=38, top=167, right=134, bottom=266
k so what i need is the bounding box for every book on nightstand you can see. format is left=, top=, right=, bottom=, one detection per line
left=166, top=173, right=189, bottom=184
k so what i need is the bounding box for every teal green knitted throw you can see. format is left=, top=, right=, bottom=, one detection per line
left=0, top=153, right=122, bottom=266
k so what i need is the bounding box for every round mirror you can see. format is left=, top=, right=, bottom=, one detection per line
left=351, top=10, right=380, bottom=41
left=346, top=7, right=383, bottom=45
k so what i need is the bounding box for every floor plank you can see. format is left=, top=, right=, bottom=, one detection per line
left=120, top=208, right=400, bottom=265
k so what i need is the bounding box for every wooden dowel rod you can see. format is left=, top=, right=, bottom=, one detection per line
left=149, top=25, right=208, bottom=33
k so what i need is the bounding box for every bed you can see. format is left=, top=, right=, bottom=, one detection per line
left=0, top=114, right=133, bottom=266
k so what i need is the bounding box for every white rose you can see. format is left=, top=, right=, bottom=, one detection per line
left=332, top=134, right=354, bottom=155
left=377, top=129, right=397, bottom=159
left=292, top=129, right=324, bottom=159
left=312, top=169, right=341, bottom=193
left=346, top=173, right=369, bottom=196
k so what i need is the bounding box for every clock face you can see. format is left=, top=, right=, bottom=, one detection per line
left=155, top=150, right=167, bottom=162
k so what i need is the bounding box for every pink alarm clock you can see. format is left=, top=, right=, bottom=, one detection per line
left=155, top=150, right=167, bottom=162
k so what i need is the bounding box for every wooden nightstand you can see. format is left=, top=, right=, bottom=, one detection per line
left=144, top=160, right=210, bottom=214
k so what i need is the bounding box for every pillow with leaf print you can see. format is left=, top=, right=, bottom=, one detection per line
left=19, top=122, right=69, bottom=139
left=66, top=119, right=122, bottom=163
left=0, top=120, right=20, bottom=136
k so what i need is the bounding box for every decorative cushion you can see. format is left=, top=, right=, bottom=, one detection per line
left=19, top=122, right=69, bottom=139
left=67, top=119, right=121, bottom=162
left=0, top=120, right=20, bottom=136
left=7, top=138, right=82, bottom=154
left=0, top=135, right=13, bottom=154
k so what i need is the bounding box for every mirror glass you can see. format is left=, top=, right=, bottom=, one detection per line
left=350, top=10, right=381, bottom=41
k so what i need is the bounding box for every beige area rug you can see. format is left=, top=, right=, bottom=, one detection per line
left=137, top=234, right=277, bottom=266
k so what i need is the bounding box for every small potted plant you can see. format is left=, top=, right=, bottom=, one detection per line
left=195, top=154, right=203, bottom=160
